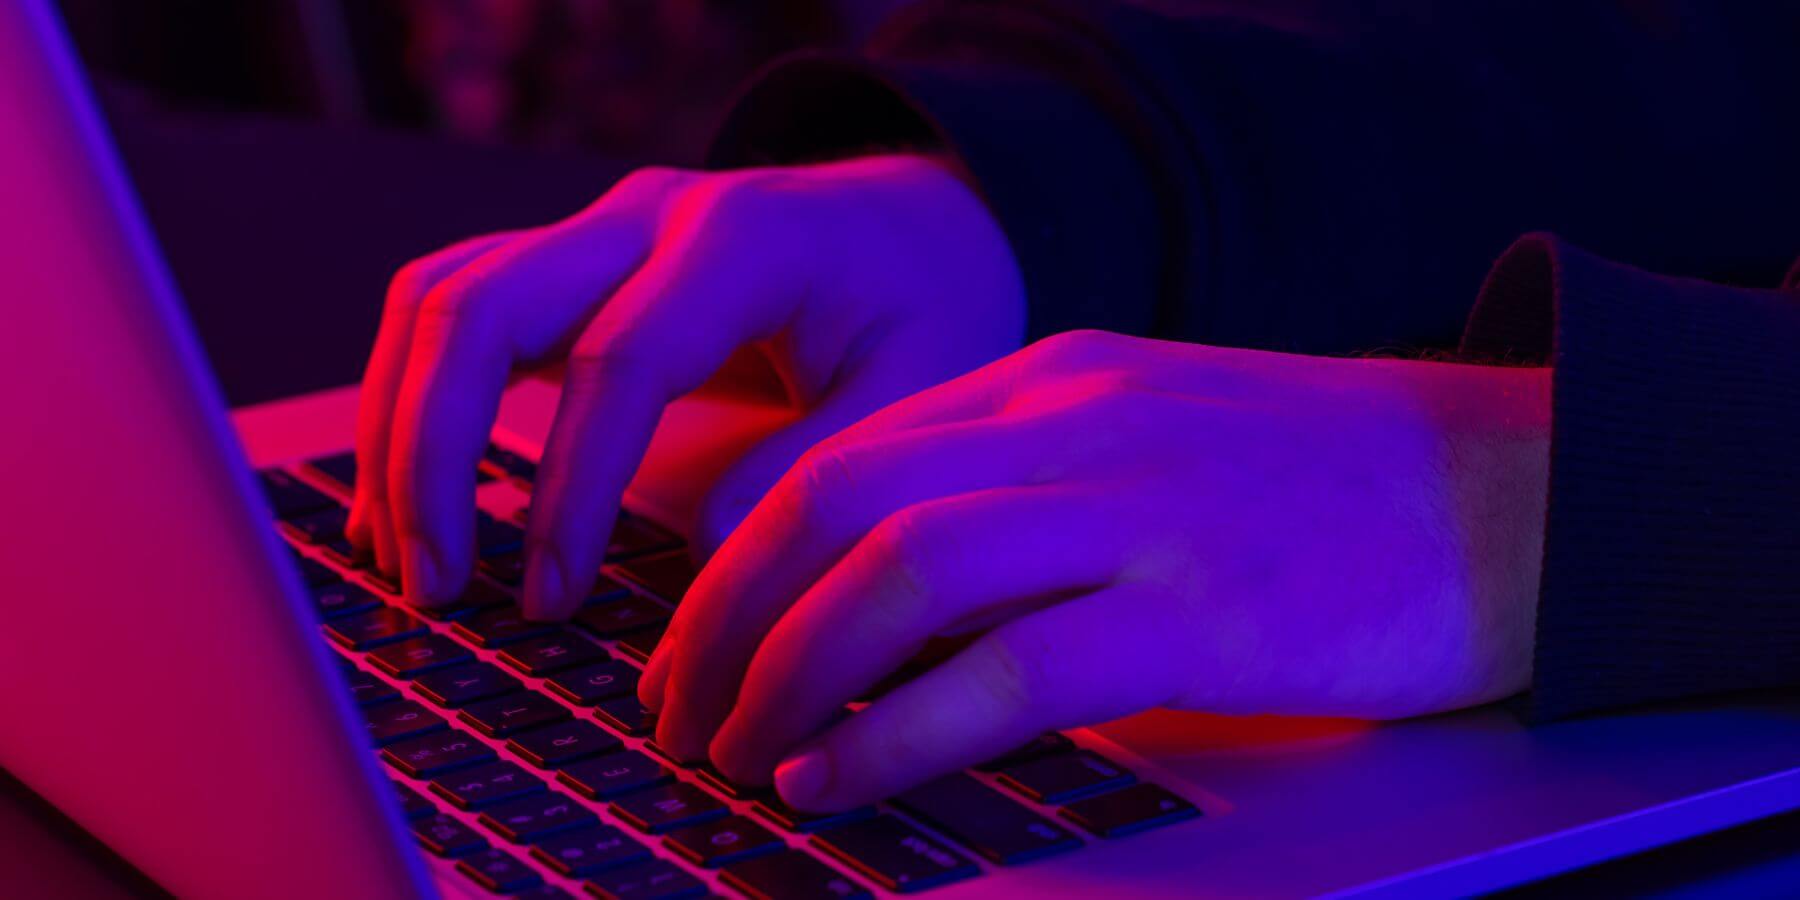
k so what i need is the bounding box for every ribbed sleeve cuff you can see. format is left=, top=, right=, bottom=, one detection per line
left=1463, top=234, right=1800, bottom=720
left=705, top=50, right=1165, bottom=341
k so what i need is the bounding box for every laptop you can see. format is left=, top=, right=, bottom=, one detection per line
left=4, top=0, right=1799, bottom=896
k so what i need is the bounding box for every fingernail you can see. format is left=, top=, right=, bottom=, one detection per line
left=775, top=746, right=832, bottom=810
left=523, top=548, right=565, bottom=621
left=401, top=536, right=440, bottom=603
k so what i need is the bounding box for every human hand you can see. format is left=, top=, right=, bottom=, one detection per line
left=346, top=155, right=1025, bottom=618
left=641, top=330, right=1552, bottom=810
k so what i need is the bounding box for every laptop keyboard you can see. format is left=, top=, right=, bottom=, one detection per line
left=262, top=445, right=1201, bottom=898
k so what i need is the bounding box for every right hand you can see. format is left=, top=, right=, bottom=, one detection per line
left=346, top=155, right=1026, bottom=620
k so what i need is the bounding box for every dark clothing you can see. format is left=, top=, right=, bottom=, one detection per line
left=708, top=0, right=1800, bottom=718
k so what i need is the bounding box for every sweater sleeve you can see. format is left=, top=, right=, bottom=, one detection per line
left=1463, top=235, right=1800, bottom=719
left=708, top=1, right=1800, bottom=354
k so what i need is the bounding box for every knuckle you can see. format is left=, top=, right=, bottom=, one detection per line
left=565, top=331, right=666, bottom=393
left=863, top=506, right=945, bottom=618
left=784, top=440, right=860, bottom=533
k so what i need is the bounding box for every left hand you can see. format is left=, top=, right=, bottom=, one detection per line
left=639, top=330, right=1553, bottom=811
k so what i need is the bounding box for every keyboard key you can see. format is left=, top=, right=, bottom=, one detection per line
left=361, top=567, right=403, bottom=596
left=414, top=662, right=525, bottom=708
left=382, top=730, right=497, bottom=778
left=303, top=451, right=359, bottom=491
left=515, top=887, right=573, bottom=900
left=311, top=581, right=381, bottom=621
left=593, top=696, right=655, bottom=737
left=260, top=469, right=337, bottom=520
left=363, top=700, right=447, bottom=746
left=663, top=814, right=781, bottom=868
left=610, top=782, right=728, bottom=834
left=721, top=850, right=872, bottom=900
left=613, top=627, right=664, bottom=665
left=395, top=782, right=438, bottom=819
left=892, top=773, right=1081, bottom=865
left=279, top=507, right=348, bottom=546
left=322, top=535, right=366, bottom=569
left=430, top=761, right=547, bottom=810
left=456, top=847, right=543, bottom=893
left=573, top=595, right=671, bottom=639
left=613, top=553, right=695, bottom=604
left=1058, top=783, right=1200, bottom=838
left=696, top=765, right=770, bottom=801
left=476, top=512, right=525, bottom=557
left=545, top=660, right=639, bottom=706
left=973, top=733, right=1076, bottom=772
left=643, top=739, right=699, bottom=769
left=324, top=607, right=426, bottom=650
left=414, top=579, right=513, bottom=621
left=453, top=607, right=557, bottom=649
left=607, top=515, right=682, bottom=561
left=499, top=632, right=611, bottom=677
left=479, top=791, right=598, bottom=844
left=484, top=445, right=538, bottom=483
left=412, top=813, right=488, bottom=858
left=752, top=798, right=876, bottom=835
left=459, top=692, right=571, bottom=738
left=587, top=572, right=634, bottom=603
left=480, top=551, right=526, bottom=586
left=529, top=825, right=651, bottom=878
left=995, top=750, right=1135, bottom=805
left=811, top=815, right=978, bottom=893
left=294, top=553, right=342, bottom=589
left=557, top=750, right=673, bottom=800
left=507, top=719, right=623, bottom=769
left=584, top=858, right=705, bottom=900
left=340, top=666, right=400, bottom=707
left=368, top=634, right=474, bottom=678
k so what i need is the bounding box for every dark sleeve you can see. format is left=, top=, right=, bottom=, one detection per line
left=707, top=0, right=1800, bottom=352
left=1462, top=235, right=1800, bottom=719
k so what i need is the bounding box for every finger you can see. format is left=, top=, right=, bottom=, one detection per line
left=710, top=486, right=1131, bottom=783
left=774, top=582, right=1181, bottom=811
left=521, top=184, right=810, bottom=621
left=386, top=173, right=687, bottom=606
left=349, top=231, right=521, bottom=573
left=648, top=409, right=1069, bottom=760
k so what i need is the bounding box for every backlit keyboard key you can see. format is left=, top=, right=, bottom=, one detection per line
left=584, top=858, right=706, bottom=900
left=412, top=813, right=488, bottom=858
left=996, top=750, right=1135, bottom=805
left=499, top=632, right=610, bottom=677
left=363, top=700, right=447, bottom=746
left=382, top=730, right=497, bottom=778
left=573, top=595, right=671, bottom=639
left=325, top=606, right=425, bottom=650
left=545, top=660, right=639, bottom=706
left=476, top=512, right=525, bottom=557
left=259, top=469, right=337, bottom=520
left=368, top=634, right=473, bottom=678
left=430, top=761, right=546, bottom=810
left=557, top=750, right=673, bottom=800
left=664, top=814, right=782, bottom=868
left=1057, top=783, right=1200, bottom=838
left=529, top=825, right=651, bottom=878
left=752, top=798, right=876, bottom=835
left=312, top=581, right=381, bottom=621
left=395, top=782, right=437, bottom=819
left=506, top=719, right=623, bottom=769
left=479, top=791, right=598, bottom=844
left=453, top=607, right=557, bottom=649
left=613, top=553, right=695, bottom=604
left=340, top=666, right=400, bottom=707
left=456, top=847, right=543, bottom=892
left=811, top=814, right=978, bottom=893
left=459, top=692, right=571, bottom=738
left=279, top=507, right=347, bottom=546
left=303, top=451, right=358, bottom=491
left=361, top=567, right=403, bottom=596
left=973, top=733, right=1076, bottom=772
left=484, top=445, right=538, bottom=483
left=614, top=627, right=665, bottom=665
left=414, top=579, right=512, bottom=621
left=414, top=662, right=524, bottom=708
left=721, top=850, right=872, bottom=900
left=607, top=516, right=682, bottom=561
left=892, top=773, right=1081, bottom=865
left=294, top=553, right=341, bottom=589
left=610, top=782, right=728, bottom=834
left=593, top=696, right=655, bottom=737
left=696, top=764, right=770, bottom=801
left=480, top=552, right=526, bottom=586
